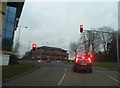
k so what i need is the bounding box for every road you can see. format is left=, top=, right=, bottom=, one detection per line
left=3, top=61, right=119, bottom=86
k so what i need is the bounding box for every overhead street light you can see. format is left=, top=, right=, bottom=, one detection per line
left=14, top=26, right=28, bottom=55
left=18, top=26, right=28, bottom=44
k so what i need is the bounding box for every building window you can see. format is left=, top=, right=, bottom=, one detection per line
left=2, top=6, right=17, bottom=51
left=8, top=12, right=16, bottom=23
left=6, top=22, right=14, bottom=32
left=9, top=6, right=17, bottom=14
left=5, top=31, right=13, bottom=39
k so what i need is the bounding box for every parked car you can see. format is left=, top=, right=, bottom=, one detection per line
left=46, top=59, right=51, bottom=62
left=56, top=60, right=61, bottom=63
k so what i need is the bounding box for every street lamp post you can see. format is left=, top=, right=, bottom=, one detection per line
left=28, top=41, right=31, bottom=51
left=18, top=26, right=28, bottom=44
left=15, top=26, right=28, bottom=55
left=42, top=42, right=48, bottom=46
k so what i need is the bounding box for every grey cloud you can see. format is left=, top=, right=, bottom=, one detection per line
left=16, top=2, right=117, bottom=54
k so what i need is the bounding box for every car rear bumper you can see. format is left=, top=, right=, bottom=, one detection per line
left=73, top=63, right=92, bottom=71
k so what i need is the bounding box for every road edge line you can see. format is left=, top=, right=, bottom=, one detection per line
left=58, top=68, right=67, bottom=86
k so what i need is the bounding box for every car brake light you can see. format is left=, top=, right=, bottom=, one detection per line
left=76, top=57, right=79, bottom=62
left=88, top=57, right=91, bottom=63
left=90, top=54, right=93, bottom=58
left=82, top=56, right=85, bottom=59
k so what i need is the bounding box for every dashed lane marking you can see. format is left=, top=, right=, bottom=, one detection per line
left=58, top=68, right=67, bottom=86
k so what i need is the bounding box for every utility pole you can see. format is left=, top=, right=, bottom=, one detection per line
left=28, top=41, right=30, bottom=51
left=116, top=31, right=120, bottom=69
left=15, top=26, right=28, bottom=55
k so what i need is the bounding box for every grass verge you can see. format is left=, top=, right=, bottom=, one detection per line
left=64, top=61, right=117, bottom=68
left=92, top=62, right=117, bottom=68
left=64, top=61, right=74, bottom=65
left=2, top=63, right=40, bottom=80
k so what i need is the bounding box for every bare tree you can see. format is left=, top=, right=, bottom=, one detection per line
left=74, top=32, right=91, bottom=56
left=69, top=41, right=78, bottom=58
left=77, top=31, right=95, bottom=56
left=13, top=39, right=21, bottom=56
left=69, top=31, right=98, bottom=57
left=69, top=26, right=115, bottom=59
left=98, top=26, right=115, bottom=53
left=86, top=28, right=102, bottom=54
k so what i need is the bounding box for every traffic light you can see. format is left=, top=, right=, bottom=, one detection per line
left=80, top=25, right=83, bottom=33
left=32, top=44, right=36, bottom=51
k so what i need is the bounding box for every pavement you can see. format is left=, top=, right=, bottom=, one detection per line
left=2, top=61, right=120, bottom=87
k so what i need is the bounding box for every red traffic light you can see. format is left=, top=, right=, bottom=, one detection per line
left=32, top=44, right=36, bottom=48
left=80, top=25, right=83, bottom=33
left=80, top=25, right=83, bottom=28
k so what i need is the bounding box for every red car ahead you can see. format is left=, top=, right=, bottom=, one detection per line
left=73, top=55, right=92, bottom=73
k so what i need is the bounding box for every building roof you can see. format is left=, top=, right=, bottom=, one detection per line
left=37, top=46, right=67, bottom=52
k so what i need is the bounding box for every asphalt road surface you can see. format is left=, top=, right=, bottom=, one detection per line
left=3, top=61, right=119, bottom=86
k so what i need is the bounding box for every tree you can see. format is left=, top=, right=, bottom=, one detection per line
left=69, top=26, right=116, bottom=62
left=69, top=41, right=78, bottom=58
left=9, top=55, right=19, bottom=65
left=97, top=26, right=115, bottom=54
left=13, top=38, right=21, bottom=57
left=77, top=29, right=102, bottom=56
left=105, top=36, right=117, bottom=62
left=86, top=29, right=102, bottom=54
left=105, top=32, right=120, bottom=62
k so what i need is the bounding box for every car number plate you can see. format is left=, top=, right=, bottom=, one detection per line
left=81, top=63, right=87, bottom=65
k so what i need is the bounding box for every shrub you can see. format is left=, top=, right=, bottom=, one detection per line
left=22, top=55, right=32, bottom=60
left=9, top=55, right=19, bottom=65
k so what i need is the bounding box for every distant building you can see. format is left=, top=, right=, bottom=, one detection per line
left=28, top=46, right=69, bottom=61
left=0, top=2, right=25, bottom=65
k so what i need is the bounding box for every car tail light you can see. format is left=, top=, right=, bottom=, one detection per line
left=90, top=54, right=93, bottom=58
left=88, top=57, right=91, bottom=63
left=75, top=57, right=79, bottom=62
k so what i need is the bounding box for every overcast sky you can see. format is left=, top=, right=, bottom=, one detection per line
left=13, top=1, right=118, bottom=55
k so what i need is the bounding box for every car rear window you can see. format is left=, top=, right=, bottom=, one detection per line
left=78, top=58, right=88, bottom=62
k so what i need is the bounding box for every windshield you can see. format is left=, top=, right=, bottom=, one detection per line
left=1, top=1, right=119, bottom=87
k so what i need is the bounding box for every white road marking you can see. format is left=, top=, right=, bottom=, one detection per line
left=58, top=68, right=67, bottom=86
left=96, top=70, right=120, bottom=84
left=107, top=75, right=120, bottom=84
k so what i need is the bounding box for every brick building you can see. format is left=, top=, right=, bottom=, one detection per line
left=28, top=46, right=68, bottom=61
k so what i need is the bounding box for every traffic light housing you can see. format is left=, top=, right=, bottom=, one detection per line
left=80, top=25, right=83, bottom=33
left=32, top=44, right=36, bottom=51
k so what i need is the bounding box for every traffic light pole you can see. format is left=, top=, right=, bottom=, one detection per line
left=116, top=31, right=120, bottom=70
left=84, top=30, right=120, bottom=69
